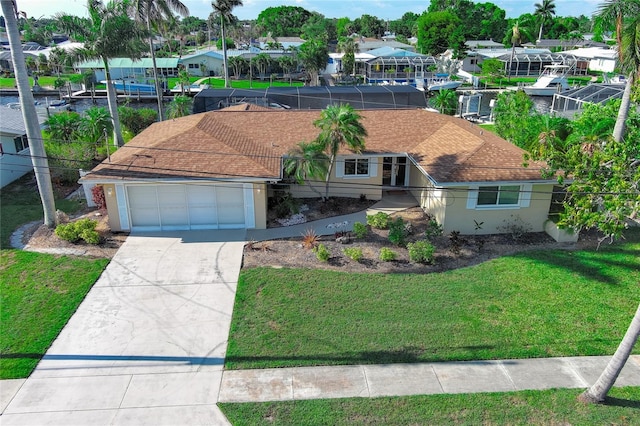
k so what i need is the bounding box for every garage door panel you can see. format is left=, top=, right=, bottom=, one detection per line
left=128, top=186, right=160, bottom=228
left=216, top=185, right=245, bottom=226
left=158, top=185, right=189, bottom=228
left=187, top=186, right=217, bottom=227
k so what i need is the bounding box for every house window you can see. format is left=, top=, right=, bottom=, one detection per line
left=477, top=185, right=520, bottom=206
left=344, top=158, right=369, bottom=176
left=188, top=63, right=197, bottom=69
left=14, top=135, right=29, bottom=152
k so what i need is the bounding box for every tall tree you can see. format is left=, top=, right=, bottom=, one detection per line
left=313, top=104, right=367, bottom=200
left=337, top=37, right=358, bottom=76
left=534, top=0, right=556, bottom=42
left=212, top=0, right=243, bottom=89
left=597, top=0, right=640, bottom=142
left=596, top=0, right=640, bottom=62
left=416, top=10, right=464, bottom=56
left=576, top=10, right=640, bottom=403
left=129, top=0, right=189, bottom=122
left=1, top=0, right=56, bottom=227
left=57, top=0, right=147, bottom=147
left=298, top=39, right=328, bottom=86
left=255, top=5, right=312, bottom=37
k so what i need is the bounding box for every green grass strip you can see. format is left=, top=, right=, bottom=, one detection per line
left=0, top=250, right=108, bottom=379
left=219, top=386, right=640, bottom=425
left=227, top=235, right=640, bottom=370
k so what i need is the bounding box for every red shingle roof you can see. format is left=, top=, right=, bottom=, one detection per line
left=86, top=109, right=547, bottom=184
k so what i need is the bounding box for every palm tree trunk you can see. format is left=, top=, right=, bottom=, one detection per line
left=221, top=15, right=230, bottom=88
left=1, top=0, right=56, bottom=227
left=147, top=15, right=164, bottom=121
left=103, top=60, right=125, bottom=147
left=324, top=154, right=335, bottom=201
left=579, top=302, right=640, bottom=403
left=537, top=23, right=544, bottom=42
left=613, top=73, right=633, bottom=142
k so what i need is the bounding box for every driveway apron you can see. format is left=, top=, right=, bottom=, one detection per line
left=2, top=231, right=246, bottom=425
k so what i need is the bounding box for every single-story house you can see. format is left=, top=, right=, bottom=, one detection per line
left=0, top=106, right=40, bottom=187
left=75, top=57, right=181, bottom=80
left=80, top=109, right=556, bottom=235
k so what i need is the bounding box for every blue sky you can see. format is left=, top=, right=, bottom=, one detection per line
left=13, top=0, right=601, bottom=21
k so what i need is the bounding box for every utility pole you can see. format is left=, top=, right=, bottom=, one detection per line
left=1, top=0, right=56, bottom=227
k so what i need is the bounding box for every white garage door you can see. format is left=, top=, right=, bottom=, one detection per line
left=127, top=184, right=250, bottom=231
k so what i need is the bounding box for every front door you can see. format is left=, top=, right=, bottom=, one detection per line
left=382, top=156, right=408, bottom=187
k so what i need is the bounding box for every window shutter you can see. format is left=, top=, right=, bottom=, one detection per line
left=466, top=186, right=478, bottom=209
left=335, top=157, right=344, bottom=178
left=369, top=158, right=377, bottom=177
left=520, top=183, right=532, bottom=208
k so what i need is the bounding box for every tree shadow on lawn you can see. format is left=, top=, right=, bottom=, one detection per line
left=513, top=246, right=639, bottom=286
left=603, top=396, right=640, bottom=409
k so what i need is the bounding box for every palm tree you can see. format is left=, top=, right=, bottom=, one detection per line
left=534, top=0, right=556, bottom=42
left=81, top=106, right=113, bottom=144
left=507, top=21, right=533, bottom=81
left=129, top=0, right=189, bottom=122
left=596, top=0, right=640, bottom=62
left=278, top=55, right=296, bottom=85
left=212, top=0, right=243, bottom=88
left=612, top=12, right=640, bottom=142
left=298, top=39, right=328, bottom=86
left=166, top=94, right=193, bottom=118
left=253, top=52, right=271, bottom=80
left=1, top=0, right=56, bottom=227
left=57, top=0, right=147, bottom=147
left=283, top=141, right=329, bottom=199
left=313, top=104, right=367, bottom=200
left=580, top=303, right=640, bottom=403
left=431, top=89, right=458, bottom=115
left=228, top=55, right=247, bottom=80
left=338, top=37, right=358, bottom=76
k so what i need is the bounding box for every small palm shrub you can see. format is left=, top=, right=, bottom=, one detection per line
left=55, top=218, right=101, bottom=245
left=352, top=222, right=368, bottom=239
left=343, top=247, right=363, bottom=262
left=407, top=240, right=435, bottom=264
left=388, top=217, right=407, bottom=247
left=379, top=247, right=397, bottom=261
left=313, top=243, right=330, bottom=262
left=366, top=212, right=390, bottom=229
left=301, top=228, right=319, bottom=249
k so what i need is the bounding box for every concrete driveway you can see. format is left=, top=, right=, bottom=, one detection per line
left=2, top=231, right=246, bottom=425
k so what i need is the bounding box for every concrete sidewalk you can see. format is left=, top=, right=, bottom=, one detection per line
left=219, top=355, right=640, bottom=403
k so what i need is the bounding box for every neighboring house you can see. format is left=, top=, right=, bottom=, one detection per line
left=560, top=47, right=618, bottom=73
left=257, top=36, right=305, bottom=50
left=0, top=106, right=39, bottom=187
left=75, top=58, right=181, bottom=80
left=355, top=38, right=416, bottom=53
left=180, top=50, right=224, bottom=76
left=523, top=38, right=609, bottom=51
left=80, top=109, right=555, bottom=235
left=465, top=40, right=504, bottom=50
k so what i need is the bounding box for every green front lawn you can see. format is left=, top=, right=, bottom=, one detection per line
left=219, top=387, right=640, bottom=425
left=0, top=250, right=109, bottom=379
left=227, top=232, right=640, bottom=370
left=0, top=176, right=84, bottom=248
left=0, top=177, right=109, bottom=379
left=166, top=76, right=303, bottom=90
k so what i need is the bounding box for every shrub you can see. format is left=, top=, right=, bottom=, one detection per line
left=449, top=230, right=463, bottom=255
left=313, top=243, right=330, bottom=262
left=352, top=222, right=368, bottom=239
left=301, top=228, right=319, bottom=249
left=379, top=247, right=397, bottom=261
left=407, top=240, right=435, bottom=264
left=55, top=218, right=100, bottom=245
left=343, top=247, right=363, bottom=262
left=92, top=185, right=106, bottom=210
left=44, top=140, right=95, bottom=185
left=117, top=106, right=157, bottom=135
left=424, top=219, right=443, bottom=239
left=497, top=214, right=532, bottom=241
left=388, top=217, right=407, bottom=247
left=366, top=212, right=390, bottom=229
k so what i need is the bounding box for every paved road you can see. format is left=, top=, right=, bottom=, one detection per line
left=1, top=231, right=245, bottom=425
